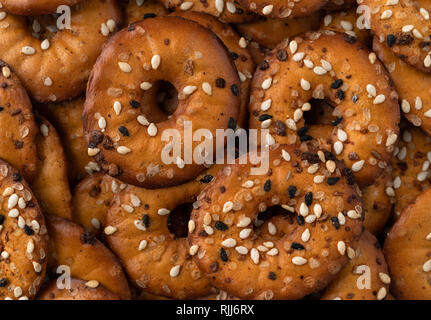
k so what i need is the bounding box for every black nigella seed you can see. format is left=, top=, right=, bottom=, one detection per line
left=220, top=186, right=226, bottom=193
left=12, top=173, right=21, bottom=181
left=220, top=248, right=228, bottom=262
left=268, top=272, right=277, bottom=280
left=142, top=214, right=150, bottom=228
left=331, top=117, right=343, bottom=126
left=215, top=78, right=226, bottom=88
left=258, top=114, right=273, bottom=122
left=331, top=216, right=340, bottom=230
left=327, top=177, right=340, bottom=185
left=24, top=225, right=34, bottom=235
left=118, top=126, right=129, bottom=136
left=291, top=242, right=305, bottom=250
left=215, top=221, right=228, bottom=231
left=230, top=52, right=239, bottom=60
left=276, top=49, right=288, bottom=61
left=288, top=185, right=297, bottom=198
left=231, top=84, right=239, bottom=96
left=344, top=168, right=355, bottom=185
left=387, top=34, right=396, bottom=47
left=228, top=117, right=236, bottom=130
left=304, top=192, right=313, bottom=206
left=0, top=106, right=4, bottom=112
left=296, top=215, right=305, bottom=225
left=344, top=34, right=357, bottom=44
left=0, top=214, right=4, bottom=225
left=330, top=79, right=343, bottom=89
left=129, top=100, right=140, bottom=109
left=143, top=13, right=156, bottom=19
left=300, top=135, right=313, bottom=142
left=352, top=95, right=359, bottom=103
left=0, top=278, right=7, bottom=287
left=264, top=179, right=271, bottom=192
left=200, top=175, right=213, bottom=183
left=336, top=89, right=345, bottom=100
left=297, top=126, right=309, bottom=137
left=259, top=60, right=269, bottom=70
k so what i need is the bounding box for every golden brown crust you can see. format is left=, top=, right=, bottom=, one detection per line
left=105, top=167, right=222, bottom=299
left=0, top=0, right=83, bottom=15
left=121, top=0, right=169, bottom=25
left=384, top=188, right=431, bottom=299
left=0, top=0, right=122, bottom=102
left=38, top=97, right=96, bottom=184
left=0, top=61, right=38, bottom=182
left=235, top=13, right=321, bottom=49
left=391, top=125, right=431, bottom=220
left=0, top=159, right=48, bottom=300
left=373, top=37, right=431, bottom=135
left=321, top=231, right=390, bottom=300
left=324, top=0, right=355, bottom=11
left=189, top=145, right=363, bottom=300
left=248, top=31, right=400, bottom=187
left=32, top=116, right=72, bottom=220
left=237, top=0, right=328, bottom=19
left=362, top=0, right=431, bottom=74
left=72, top=173, right=127, bottom=234
left=38, top=278, right=120, bottom=300
left=83, top=16, right=241, bottom=188
left=170, top=11, right=255, bottom=128
left=46, top=214, right=131, bottom=299
left=160, top=0, right=257, bottom=23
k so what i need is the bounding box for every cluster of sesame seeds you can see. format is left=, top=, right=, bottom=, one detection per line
left=178, top=0, right=238, bottom=15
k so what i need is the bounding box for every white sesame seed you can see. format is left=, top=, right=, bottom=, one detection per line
left=262, top=4, right=273, bottom=15
left=299, top=202, right=309, bottom=217
left=239, top=37, right=247, bottom=48
left=169, top=265, right=181, bottom=277
left=303, top=59, right=314, bottom=69
left=180, top=1, right=193, bottom=10
left=202, top=82, right=212, bottom=95
left=334, top=141, right=343, bottom=155
left=423, top=259, right=431, bottom=272
left=292, top=256, right=307, bottom=266
left=261, top=77, right=272, bottom=90
left=379, top=272, right=391, bottom=284
left=424, top=109, right=431, bottom=118
left=261, top=99, right=272, bottom=111
left=215, top=0, right=224, bottom=13
left=1, top=66, right=10, bottom=78
left=8, top=194, right=18, bottom=209
left=366, top=84, right=376, bottom=97
left=104, top=226, right=117, bottom=235
left=373, top=94, right=386, bottom=104
left=189, top=244, right=199, bottom=255
left=221, top=238, right=237, bottom=248
left=183, top=85, right=197, bottom=95
left=107, top=19, right=116, bottom=32
left=351, top=160, right=365, bottom=172
left=13, top=287, right=22, bottom=298
left=32, top=261, right=42, bottom=273
left=313, top=175, right=325, bottom=184
left=401, top=99, right=411, bottom=113
left=301, top=228, right=310, bottom=242
left=226, top=2, right=236, bottom=13
left=91, top=218, right=100, bottom=229
left=98, top=117, right=106, bottom=130
left=151, top=54, right=161, bottom=69
left=386, top=133, right=397, bottom=146
left=420, top=8, right=430, bottom=20
left=425, top=55, right=431, bottom=68
left=137, top=115, right=149, bottom=126
left=235, top=246, right=248, bottom=255
left=268, top=222, right=276, bottom=235
left=43, top=77, right=53, bottom=87
left=237, top=217, right=251, bottom=227
left=22, top=46, right=36, bottom=55
left=402, top=25, right=414, bottom=33
left=324, top=14, right=332, bottom=26
left=338, top=212, right=346, bottom=225
left=293, top=52, right=305, bottom=62
left=250, top=248, right=259, bottom=264
left=0, top=12, right=6, bottom=21
left=223, top=201, right=233, bottom=213
left=117, top=146, right=131, bottom=154
left=113, top=101, right=122, bottom=115
left=140, top=82, right=152, bottom=90
left=300, top=78, right=311, bottom=91
left=281, top=150, right=291, bottom=162
left=101, top=23, right=109, bottom=36
left=337, top=241, right=346, bottom=255
left=417, top=171, right=428, bottom=181
left=289, top=40, right=298, bottom=54
left=313, top=66, right=327, bottom=75
left=267, top=248, right=278, bottom=256
left=313, top=204, right=322, bottom=217
left=347, top=209, right=361, bottom=219
left=158, top=208, right=170, bottom=216
left=377, top=287, right=387, bottom=300
left=385, top=187, right=395, bottom=197
left=118, top=62, right=132, bottom=73
left=320, top=59, right=332, bottom=71
left=337, top=128, right=348, bottom=142
left=147, top=123, right=158, bottom=136
left=176, top=156, right=185, bottom=169
left=239, top=228, right=252, bottom=239
left=261, top=119, right=272, bottom=128
left=41, top=39, right=50, bottom=50
left=293, top=109, right=303, bottom=122
left=380, top=10, right=392, bottom=19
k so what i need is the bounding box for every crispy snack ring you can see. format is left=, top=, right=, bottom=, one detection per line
left=384, top=188, right=431, bottom=299
left=361, top=0, right=431, bottom=73
left=373, top=38, right=431, bottom=135
left=248, top=31, right=400, bottom=187
left=83, top=16, right=240, bottom=188
left=321, top=230, right=390, bottom=300
left=121, top=0, right=168, bottom=25
left=189, top=145, right=363, bottom=300
left=0, top=0, right=83, bottom=15
left=32, top=116, right=72, bottom=220
left=391, top=125, right=431, bottom=219
left=46, top=214, right=131, bottom=299
left=38, top=278, right=120, bottom=300
left=0, top=61, right=38, bottom=182
left=235, top=13, right=321, bottom=50
left=237, top=0, right=327, bottom=19
left=72, top=173, right=127, bottom=234
left=0, top=0, right=122, bottom=102
left=170, top=11, right=255, bottom=128
left=0, top=159, right=48, bottom=300
left=321, top=9, right=372, bottom=45
left=159, top=0, right=256, bottom=23
left=104, top=167, right=223, bottom=299
left=38, top=97, right=98, bottom=184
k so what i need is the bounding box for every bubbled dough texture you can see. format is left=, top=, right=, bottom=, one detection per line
left=0, top=159, right=48, bottom=299
left=248, top=32, right=400, bottom=187
left=0, top=0, right=122, bottom=102
left=362, top=0, right=431, bottom=73
left=105, top=167, right=222, bottom=299
left=46, top=214, right=131, bottom=299
left=321, top=231, right=390, bottom=300
left=83, top=17, right=240, bottom=188
left=38, top=278, right=120, bottom=300
left=189, top=145, right=363, bottom=300
left=0, top=61, right=38, bottom=182
left=384, top=187, right=431, bottom=299
left=32, top=116, right=72, bottom=220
